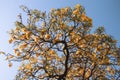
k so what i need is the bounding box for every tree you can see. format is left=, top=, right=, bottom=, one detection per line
left=4, top=4, right=120, bottom=80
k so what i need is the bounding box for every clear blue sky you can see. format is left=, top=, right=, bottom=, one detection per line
left=0, top=0, right=120, bottom=80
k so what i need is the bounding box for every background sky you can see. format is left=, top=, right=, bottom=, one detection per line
left=0, top=0, right=120, bottom=80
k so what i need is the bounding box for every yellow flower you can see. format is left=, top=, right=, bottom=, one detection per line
left=110, top=69, right=115, bottom=75
left=26, top=31, right=31, bottom=40
left=19, top=43, right=27, bottom=50
left=61, top=8, right=65, bottom=14
left=15, top=27, right=20, bottom=31
left=6, top=55, right=14, bottom=60
left=41, top=29, right=46, bottom=35
left=49, top=49, right=56, bottom=55
left=47, top=56, right=52, bottom=60
left=88, top=17, right=92, bottom=24
left=81, top=13, right=86, bottom=21
left=14, top=48, right=19, bottom=53
left=92, top=52, right=96, bottom=58
left=18, top=66, right=23, bottom=71
left=76, top=50, right=80, bottom=55
left=30, top=57, right=38, bottom=64
left=53, top=34, right=62, bottom=42
left=65, top=7, right=69, bottom=12
left=80, top=44, right=86, bottom=48
left=33, top=36, right=39, bottom=43
left=20, top=34, right=26, bottom=40
left=14, top=29, right=19, bottom=34
left=106, top=66, right=111, bottom=71
left=97, top=45, right=102, bottom=50
left=15, top=52, right=21, bottom=56
left=94, top=48, right=97, bottom=53
left=46, top=66, right=49, bottom=69
left=51, top=18, right=56, bottom=23
left=60, top=24, right=66, bottom=29
left=78, top=68, right=84, bottom=74
left=9, top=38, right=14, bottom=44
left=75, top=4, right=81, bottom=9
left=8, top=62, right=13, bottom=67
left=72, top=9, right=79, bottom=15
left=85, top=69, right=91, bottom=78
left=55, top=10, right=60, bottom=15
left=45, top=34, right=51, bottom=40
left=25, top=64, right=32, bottom=70
left=36, top=53, right=40, bottom=57
left=21, top=28, right=27, bottom=33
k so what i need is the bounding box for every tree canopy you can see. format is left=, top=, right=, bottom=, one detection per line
left=3, top=4, right=120, bottom=80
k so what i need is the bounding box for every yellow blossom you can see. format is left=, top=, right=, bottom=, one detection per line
left=26, top=31, right=31, bottom=40
left=18, top=66, right=23, bottom=71
left=75, top=4, right=81, bottom=9
left=6, top=55, right=14, bottom=60
left=61, top=8, right=65, bottom=14
left=55, top=10, right=60, bottom=15
left=72, top=9, right=79, bottom=15
left=81, top=13, right=86, bottom=21
left=76, top=50, right=80, bottom=55
left=20, top=34, right=26, bottom=40
left=15, top=52, right=21, bottom=56
left=21, top=28, right=27, bottom=33
left=45, top=66, right=49, bottom=69
left=25, top=64, right=32, bottom=70
left=9, top=38, right=14, bottom=44
left=110, top=69, right=115, bottom=75
left=14, top=48, right=19, bottom=53
left=65, top=7, right=69, bottom=12
left=49, top=49, right=56, bottom=55
left=45, top=34, right=51, bottom=40
left=78, top=68, right=84, bottom=74
left=33, top=36, right=39, bottom=43
left=41, top=29, right=46, bottom=35
left=19, top=43, right=28, bottom=50
left=30, top=57, right=38, bottom=64
left=80, top=44, right=86, bottom=48
left=8, top=62, right=13, bottom=67
left=85, top=69, right=91, bottom=78
left=51, top=18, right=56, bottom=23
left=106, top=66, right=111, bottom=71
left=92, top=52, right=97, bottom=58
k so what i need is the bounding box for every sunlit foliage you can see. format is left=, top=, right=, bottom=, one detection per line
left=5, top=4, right=120, bottom=80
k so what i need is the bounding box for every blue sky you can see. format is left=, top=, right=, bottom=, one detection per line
left=0, top=0, right=120, bottom=80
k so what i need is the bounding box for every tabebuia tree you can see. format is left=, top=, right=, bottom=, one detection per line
left=5, top=4, right=120, bottom=80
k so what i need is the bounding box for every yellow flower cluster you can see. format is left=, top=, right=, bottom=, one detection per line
left=81, top=13, right=92, bottom=24
left=30, top=57, right=38, bottom=64
left=19, top=43, right=28, bottom=51
left=85, top=69, right=91, bottom=78
left=26, top=31, right=31, bottom=40
left=72, top=9, right=79, bottom=15
left=9, top=34, right=15, bottom=44
left=25, top=63, right=32, bottom=70
left=49, top=49, right=56, bottom=55
left=75, top=4, right=81, bottom=9
left=72, top=4, right=81, bottom=15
